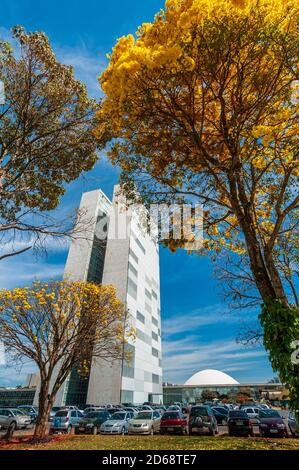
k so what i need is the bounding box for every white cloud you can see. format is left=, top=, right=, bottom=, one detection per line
left=0, top=259, right=64, bottom=289
left=162, top=336, right=268, bottom=384
left=162, top=304, right=255, bottom=336
left=0, top=361, right=36, bottom=388
left=55, top=44, right=106, bottom=99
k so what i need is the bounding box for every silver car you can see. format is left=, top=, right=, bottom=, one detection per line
left=50, top=409, right=83, bottom=434
left=100, top=411, right=135, bottom=435
left=128, top=410, right=161, bottom=435
left=242, top=407, right=260, bottom=423
left=0, top=408, right=31, bottom=431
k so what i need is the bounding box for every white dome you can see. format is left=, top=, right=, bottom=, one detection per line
left=184, top=369, right=239, bottom=386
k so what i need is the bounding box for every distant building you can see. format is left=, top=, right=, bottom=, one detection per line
left=25, top=373, right=39, bottom=389
left=163, top=369, right=285, bottom=405
left=34, top=185, right=162, bottom=407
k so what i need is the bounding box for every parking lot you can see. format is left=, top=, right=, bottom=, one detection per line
left=0, top=410, right=290, bottom=440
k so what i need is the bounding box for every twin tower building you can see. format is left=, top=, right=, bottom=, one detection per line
left=35, top=186, right=163, bottom=406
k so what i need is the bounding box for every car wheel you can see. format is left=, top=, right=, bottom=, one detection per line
left=9, top=421, right=17, bottom=433
left=209, top=427, right=216, bottom=437
left=289, top=426, right=295, bottom=436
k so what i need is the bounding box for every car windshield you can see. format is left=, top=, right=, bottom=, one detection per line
left=162, top=412, right=180, bottom=420
left=259, top=410, right=280, bottom=418
left=12, top=409, right=25, bottom=415
left=229, top=411, right=248, bottom=418
left=55, top=411, right=68, bottom=417
left=135, top=412, right=153, bottom=420
left=213, top=407, right=228, bottom=413
left=190, top=407, right=208, bottom=417
left=111, top=413, right=126, bottom=420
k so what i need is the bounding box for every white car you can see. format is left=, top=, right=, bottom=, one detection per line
left=242, top=407, right=261, bottom=422
left=100, top=411, right=134, bottom=435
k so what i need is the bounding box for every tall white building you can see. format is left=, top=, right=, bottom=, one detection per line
left=42, top=185, right=163, bottom=406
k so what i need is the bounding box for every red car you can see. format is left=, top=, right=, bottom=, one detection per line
left=160, top=411, right=188, bottom=435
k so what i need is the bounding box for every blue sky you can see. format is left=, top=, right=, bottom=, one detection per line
left=0, top=0, right=274, bottom=387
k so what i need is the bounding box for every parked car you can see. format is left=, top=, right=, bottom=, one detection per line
left=188, top=405, right=218, bottom=436
left=83, top=406, right=105, bottom=416
left=0, top=408, right=31, bottom=431
left=123, top=407, right=138, bottom=414
left=241, top=406, right=261, bottom=423
left=100, top=411, right=134, bottom=435
left=258, top=409, right=288, bottom=437
left=107, top=408, right=123, bottom=416
left=212, top=407, right=228, bottom=425
left=160, top=411, right=188, bottom=435
left=18, top=405, right=38, bottom=423
left=167, top=405, right=181, bottom=412
left=141, top=405, right=153, bottom=411
left=257, top=404, right=270, bottom=410
left=50, top=409, right=83, bottom=434
left=48, top=406, right=61, bottom=421
left=288, top=411, right=298, bottom=436
left=60, top=405, right=83, bottom=413
left=227, top=410, right=254, bottom=437
left=128, top=410, right=161, bottom=435
left=75, top=410, right=110, bottom=435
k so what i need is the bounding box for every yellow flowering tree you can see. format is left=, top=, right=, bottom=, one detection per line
left=0, top=27, right=98, bottom=261
left=96, top=0, right=299, bottom=409
left=0, top=281, right=132, bottom=440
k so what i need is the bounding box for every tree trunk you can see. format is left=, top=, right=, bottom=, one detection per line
left=33, top=380, right=52, bottom=441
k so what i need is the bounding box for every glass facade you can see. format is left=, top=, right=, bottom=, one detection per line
left=0, top=388, right=35, bottom=406
left=65, top=210, right=109, bottom=407
left=64, top=369, right=90, bottom=407
left=163, top=384, right=285, bottom=405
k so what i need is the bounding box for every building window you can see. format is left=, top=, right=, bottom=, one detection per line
left=152, top=374, right=160, bottom=384
left=152, top=347, right=159, bottom=358
left=137, top=311, right=145, bottom=324
left=127, top=277, right=137, bottom=300
left=128, top=261, right=138, bottom=278
left=121, top=390, right=134, bottom=404
left=122, top=344, right=135, bottom=379
left=137, top=328, right=151, bottom=345
left=145, top=288, right=152, bottom=301
left=152, top=316, right=158, bottom=327
left=129, top=248, right=138, bottom=264
left=152, top=290, right=158, bottom=300
left=152, top=331, right=158, bottom=342
left=132, top=232, right=146, bottom=255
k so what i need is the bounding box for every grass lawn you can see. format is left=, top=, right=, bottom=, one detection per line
left=4, top=434, right=299, bottom=451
